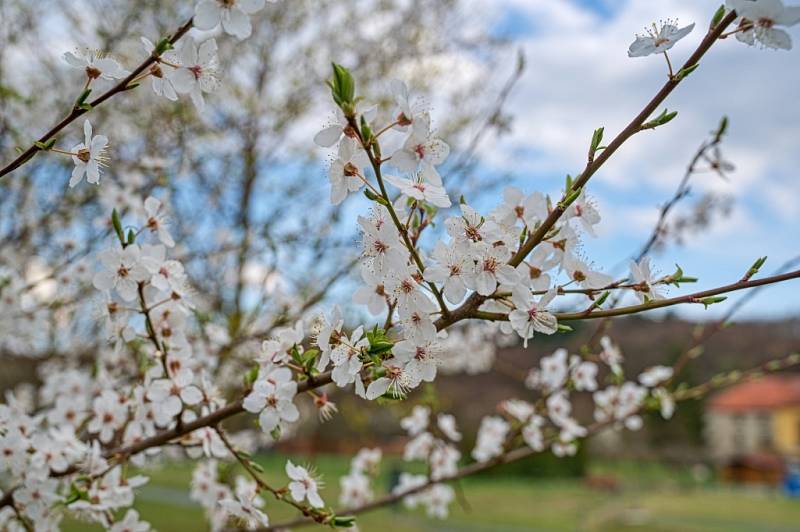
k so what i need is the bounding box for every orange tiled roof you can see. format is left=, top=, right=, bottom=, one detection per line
left=708, top=374, right=800, bottom=412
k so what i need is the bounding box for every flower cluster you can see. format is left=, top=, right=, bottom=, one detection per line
left=391, top=406, right=459, bottom=518
left=339, top=448, right=381, bottom=508
left=0, top=2, right=798, bottom=531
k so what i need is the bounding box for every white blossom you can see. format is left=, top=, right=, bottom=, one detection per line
left=242, top=367, right=299, bottom=433
left=628, top=20, right=695, bottom=57
left=629, top=257, right=663, bottom=303
left=329, top=137, right=368, bottom=205
left=63, top=48, right=129, bottom=80
left=146, top=369, right=203, bottom=427
left=728, top=0, right=800, bottom=50
left=194, top=0, right=267, bottom=39
left=143, top=196, right=176, bottom=247
left=400, top=405, right=430, bottom=436
left=391, top=113, right=450, bottom=171
left=508, top=288, right=558, bottom=347
left=140, top=37, right=179, bottom=100
left=92, top=244, right=149, bottom=301
left=471, top=416, right=509, bottom=462
left=385, top=164, right=451, bottom=208
left=109, top=509, right=151, bottom=532
left=69, top=119, right=109, bottom=188
left=170, top=37, right=220, bottom=110
left=286, top=460, right=325, bottom=508
left=639, top=365, right=674, bottom=387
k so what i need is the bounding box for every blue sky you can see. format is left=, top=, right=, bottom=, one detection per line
left=458, top=0, right=800, bottom=320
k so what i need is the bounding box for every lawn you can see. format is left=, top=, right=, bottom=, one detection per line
left=62, top=455, right=800, bottom=531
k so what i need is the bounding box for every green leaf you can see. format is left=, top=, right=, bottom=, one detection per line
left=111, top=209, right=125, bottom=244
left=303, top=348, right=319, bottom=363
left=558, top=187, right=582, bottom=210
left=592, top=291, right=610, bottom=308
left=291, top=345, right=303, bottom=364
left=368, top=341, right=394, bottom=356
left=332, top=515, right=357, bottom=528
left=74, top=88, right=92, bottom=107
left=556, top=324, right=573, bottom=333
left=743, top=256, right=767, bottom=280
left=270, top=425, right=281, bottom=441
left=360, top=115, right=373, bottom=144
left=330, top=63, right=356, bottom=111
left=710, top=5, right=727, bottom=29
left=154, top=38, right=174, bottom=55
left=244, top=365, right=259, bottom=386
left=666, top=264, right=697, bottom=287
left=698, top=296, right=727, bottom=309
left=641, top=109, right=678, bottom=131
left=127, top=229, right=136, bottom=245
left=589, top=127, right=604, bottom=157
left=363, top=188, right=388, bottom=206
left=675, top=63, right=700, bottom=81
left=366, top=327, right=393, bottom=356
left=715, top=116, right=729, bottom=139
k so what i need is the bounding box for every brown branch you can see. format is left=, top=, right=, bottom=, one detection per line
left=433, top=11, right=739, bottom=333
left=471, top=268, right=800, bottom=323
left=0, top=18, right=194, bottom=179
left=268, top=349, right=800, bottom=531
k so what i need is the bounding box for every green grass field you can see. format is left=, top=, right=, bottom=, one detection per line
left=62, top=455, right=800, bottom=531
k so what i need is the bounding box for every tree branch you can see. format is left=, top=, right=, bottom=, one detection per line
left=0, top=18, right=194, bottom=179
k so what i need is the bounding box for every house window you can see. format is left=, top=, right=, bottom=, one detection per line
left=758, top=413, right=772, bottom=449
left=733, top=414, right=745, bottom=453
left=796, top=419, right=800, bottom=449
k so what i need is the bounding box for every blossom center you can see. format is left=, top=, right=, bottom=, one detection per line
left=85, top=66, right=102, bottom=79
left=482, top=256, right=497, bottom=273
left=465, top=225, right=482, bottom=242
left=344, top=162, right=359, bottom=176
left=400, top=279, right=414, bottom=294
left=77, top=148, right=91, bottom=163
left=373, top=240, right=388, bottom=254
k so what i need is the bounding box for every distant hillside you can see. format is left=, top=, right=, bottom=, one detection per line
left=280, top=316, right=800, bottom=457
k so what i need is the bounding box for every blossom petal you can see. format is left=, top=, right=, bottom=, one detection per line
left=223, top=8, right=252, bottom=39
left=314, top=125, right=343, bottom=147
left=193, top=0, right=221, bottom=30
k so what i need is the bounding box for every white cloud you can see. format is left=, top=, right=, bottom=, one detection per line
left=461, top=0, right=800, bottom=316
